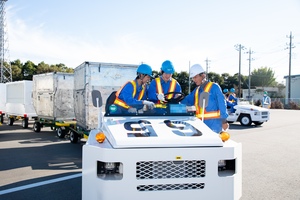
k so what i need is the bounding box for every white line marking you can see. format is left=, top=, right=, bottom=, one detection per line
left=0, top=173, right=82, bottom=195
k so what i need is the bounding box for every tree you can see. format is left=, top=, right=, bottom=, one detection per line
left=173, top=71, right=189, bottom=95
left=251, top=67, right=276, bottom=88
left=207, top=72, right=224, bottom=86
left=10, top=59, right=23, bottom=81
left=22, top=61, right=36, bottom=80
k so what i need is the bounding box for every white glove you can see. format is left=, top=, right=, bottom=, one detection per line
left=157, top=93, right=165, bottom=101
left=128, top=108, right=137, bottom=113
left=143, top=100, right=155, bottom=110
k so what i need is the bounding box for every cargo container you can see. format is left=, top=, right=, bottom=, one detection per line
left=32, top=72, right=76, bottom=138
left=5, top=80, right=37, bottom=128
left=72, top=61, right=138, bottom=142
left=0, top=83, right=6, bottom=124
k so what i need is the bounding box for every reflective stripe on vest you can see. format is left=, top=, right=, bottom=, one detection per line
left=155, top=77, right=176, bottom=100
left=195, top=82, right=221, bottom=119
left=114, top=80, right=145, bottom=109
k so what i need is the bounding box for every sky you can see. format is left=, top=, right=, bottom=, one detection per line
left=4, top=0, right=300, bottom=84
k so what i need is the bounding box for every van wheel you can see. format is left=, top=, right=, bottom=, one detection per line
left=69, top=130, right=79, bottom=143
left=33, top=122, right=41, bottom=132
left=240, top=115, right=252, bottom=126
left=22, top=118, right=29, bottom=128
left=8, top=117, right=14, bottom=126
left=56, top=127, right=67, bottom=138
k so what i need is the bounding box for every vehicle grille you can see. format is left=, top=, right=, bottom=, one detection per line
left=262, top=111, right=269, bottom=115
left=136, top=160, right=206, bottom=179
left=137, top=182, right=205, bottom=191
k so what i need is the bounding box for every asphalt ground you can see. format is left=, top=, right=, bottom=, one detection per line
left=0, top=109, right=299, bottom=200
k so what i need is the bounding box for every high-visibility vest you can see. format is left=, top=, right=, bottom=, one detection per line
left=114, top=80, right=145, bottom=109
left=155, top=77, right=176, bottom=101
left=195, top=82, right=221, bottom=119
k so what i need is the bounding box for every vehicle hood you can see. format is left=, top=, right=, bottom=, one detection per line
left=99, top=116, right=224, bottom=148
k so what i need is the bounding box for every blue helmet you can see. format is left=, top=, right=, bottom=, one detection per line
left=230, top=88, right=235, bottom=93
left=137, top=64, right=153, bottom=77
left=223, top=88, right=228, bottom=93
left=161, top=60, right=175, bottom=74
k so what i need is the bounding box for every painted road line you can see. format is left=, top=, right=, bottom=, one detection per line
left=0, top=173, right=82, bottom=195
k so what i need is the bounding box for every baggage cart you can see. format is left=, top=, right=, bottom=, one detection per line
left=72, top=61, right=138, bottom=143
left=0, top=83, right=6, bottom=124
left=5, top=80, right=37, bottom=128
left=32, top=72, right=77, bottom=139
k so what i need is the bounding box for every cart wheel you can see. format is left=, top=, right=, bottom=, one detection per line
left=22, top=118, right=29, bottom=128
left=8, top=117, right=14, bottom=126
left=33, top=122, right=41, bottom=132
left=56, top=127, right=67, bottom=138
left=240, top=114, right=252, bottom=126
left=69, top=130, right=79, bottom=143
left=0, top=115, right=3, bottom=124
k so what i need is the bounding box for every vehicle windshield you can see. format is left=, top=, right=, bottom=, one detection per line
left=105, top=102, right=196, bottom=117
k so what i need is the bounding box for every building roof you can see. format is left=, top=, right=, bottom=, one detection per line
left=283, top=74, right=300, bottom=79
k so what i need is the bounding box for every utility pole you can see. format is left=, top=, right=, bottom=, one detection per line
left=234, top=44, right=246, bottom=98
left=0, top=0, right=12, bottom=83
left=246, top=48, right=254, bottom=100
left=204, top=57, right=211, bottom=80
left=286, top=32, right=295, bottom=100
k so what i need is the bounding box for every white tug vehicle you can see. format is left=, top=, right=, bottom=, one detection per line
left=82, top=91, right=242, bottom=200
left=227, top=99, right=270, bottom=126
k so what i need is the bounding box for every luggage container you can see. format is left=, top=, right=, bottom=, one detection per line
left=72, top=61, right=138, bottom=143
left=32, top=72, right=76, bottom=138
left=0, top=83, right=6, bottom=124
left=5, top=80, right=37, bottom=128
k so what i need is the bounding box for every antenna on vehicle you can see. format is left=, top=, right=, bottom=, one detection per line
left=92, top=90, right=103, bottom=130
left=199, top=92, right=209, bottom=121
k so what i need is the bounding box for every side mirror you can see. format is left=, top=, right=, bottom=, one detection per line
left=92, top=90, right=103, bottom=108
left=199, top=92, right=209, bottom=107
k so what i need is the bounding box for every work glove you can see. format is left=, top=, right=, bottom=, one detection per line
left=143, top=100, right=155, bottom=110
left=128, top=108, right=137, bottom=113
left=157, top=93, right=165, bottom=102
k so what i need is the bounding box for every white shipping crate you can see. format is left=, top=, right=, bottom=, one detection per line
left=32, top=72, right=75, bottom=120
left=5, top=80, right=37, bottom=118
left=0, top=83, right=6, bottom=113
left=74, top=61, right=138, bottom=130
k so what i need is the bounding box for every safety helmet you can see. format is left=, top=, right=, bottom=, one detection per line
left=137, top=64, right=153, bottom=77
left=161, top=60, right=175, bottom=74
left=264, top=91, right=268, bottom=95
left=189, top=64, right=205, bottom=78
left=223, top=89, right=228, bottom=93
left=230, top=88, right=235, bottom=93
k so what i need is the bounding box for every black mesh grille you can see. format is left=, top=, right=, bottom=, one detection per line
left=136, top=160, right=206, bottom=179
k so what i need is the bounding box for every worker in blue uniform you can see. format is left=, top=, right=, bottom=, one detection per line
left=227, top=88, right=238, bottom=113
left=181, top=64, right=229, bottom=133
left=147, top=60, right=182, bottom=104
left=262, top=91, right=271, bottom=108
left=111, top=64, right=155, bottom=114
